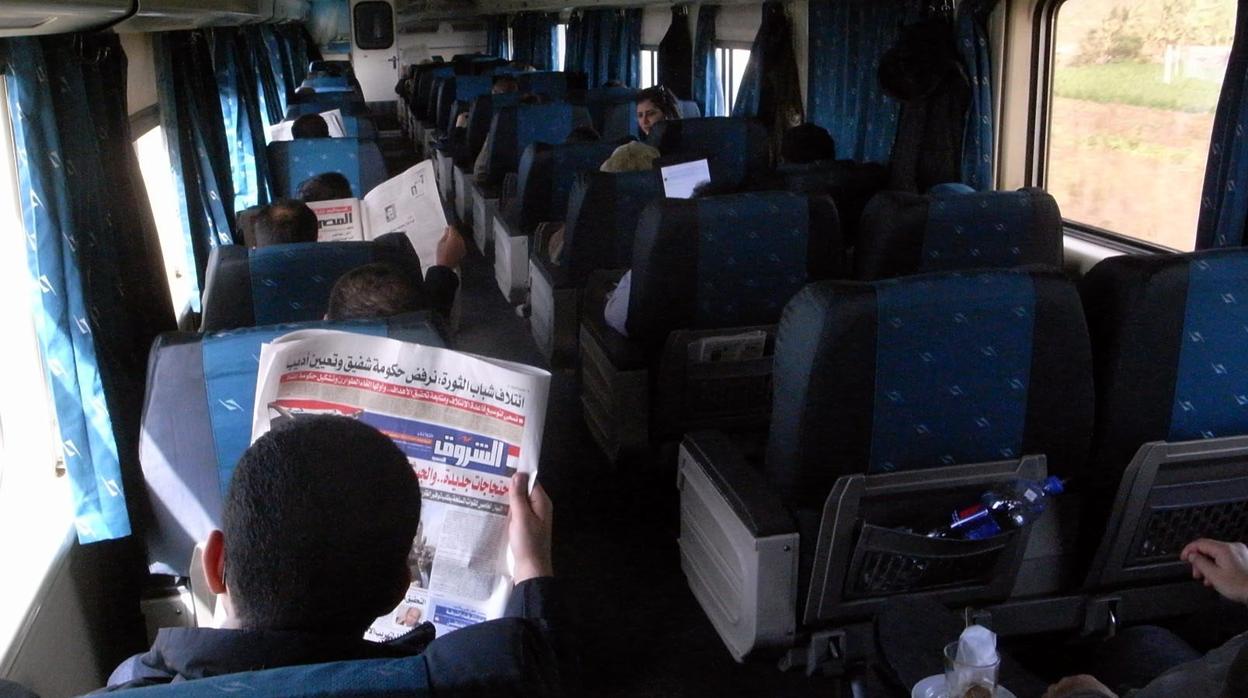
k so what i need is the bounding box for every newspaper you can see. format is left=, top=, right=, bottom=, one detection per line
left=267, top=109, right=348, bottom=141
left=251, top=330, right=551, bottom=641
left=306, top=160, right=448, bottom=274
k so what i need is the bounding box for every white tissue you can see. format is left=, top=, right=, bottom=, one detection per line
left=955, top=625, right=998, bottom=666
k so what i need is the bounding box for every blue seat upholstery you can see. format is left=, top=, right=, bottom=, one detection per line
left=601, top=99, right=701, bottom=140
left=517, top=71, right=568, bottom=100
left=414, top=65, right=455, bottom=121
left=578, top=86, right=639, bottom=134
left=139, top=314, right=447, bottom=576
left=199, top=234, right=422, bottom=331
left=435, top=75, right=492, bottom=131
left=458, top=92, right=522, bottom=167
left=855, top=188, right=1063, bottom=280
left=646, top=117, right=770, bottom=189
left=266, top=138, right=387, bottom=199
left=284, top=100, right=370, bottom=119
left=303, top=75, right=352, bottom=91
left=554, top=170, right=665, bottom=287
left=774, top=160, right=890, bottom=243
left=309, top=60, right=352, bottom=75
left=480, top=103, right=593, bottom=183
left=505, top=141, right=619, bottom=234
left=765, top=268, right=1092, bottom=512
left=622, top=191, right=844, bottom=344
left=337, top=114, right=378, bottom=139
left=1081, top=249, right=1248, bottom=489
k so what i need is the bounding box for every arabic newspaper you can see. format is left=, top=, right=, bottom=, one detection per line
left=251, top=330, right=551, bottom=641
left=304, top=161, right=447, bottom=275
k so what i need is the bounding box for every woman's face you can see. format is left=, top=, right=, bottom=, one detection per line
left=636, top=99, right=665, bottom=136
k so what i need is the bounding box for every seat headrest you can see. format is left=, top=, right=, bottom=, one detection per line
left=1081, top=249, right=1248, bottom=484
left=511, top=140, right=619, bottom=232
left=855, top=188, right=1063, bottom=280
left=484, top=103, right=591, bottom=180
left=517, top=71, right=569, bottom=99
left=266, top=138, right=387, bottom=199
left=562, top=170, right=665, bottom=282
left=626, top=191, right=841, bottom=343
left=200, top=234, right=422, bottom=332
left=647, top=117, right=771, bottom=189
left=764, top=268, right=1093, bottom=510
left=140, top=313, right=447, bottom=576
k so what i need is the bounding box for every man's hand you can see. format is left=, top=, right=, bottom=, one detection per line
left=455, top=112, right=470, bottom=129
left=1181, top=539, right=1248, bottom=603
left=1043, top=675, right=1117, bottom=698
left=435, top=225, right=467, bottom=268
left=509, top=472, right=553, bottom=584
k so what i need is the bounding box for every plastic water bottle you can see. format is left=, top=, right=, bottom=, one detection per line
left=930, top=476, right=1065, bottom=540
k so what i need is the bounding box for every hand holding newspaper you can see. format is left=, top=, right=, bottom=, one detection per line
left=251, top=330, right=551, bottom=641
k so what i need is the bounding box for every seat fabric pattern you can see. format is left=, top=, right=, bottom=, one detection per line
left=484, top=103, right=591, bottom=181
left=646, top=117, right=770, bottom=188
left=511, top=141, right=618, bottom=232
left=266, top=138, right=386, bottom=199
left=560, top=170, right=664, bottom=286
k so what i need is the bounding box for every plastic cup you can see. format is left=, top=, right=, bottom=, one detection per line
left=943, top=640, right=999, bottom=698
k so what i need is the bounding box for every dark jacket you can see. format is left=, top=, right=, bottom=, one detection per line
left=101, top=577, right=564, bottom=694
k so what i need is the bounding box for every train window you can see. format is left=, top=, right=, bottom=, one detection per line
left=556, top=23, right=567, bottom=71
left=640, top=47, right=658, bottom=89
left=353, top=1, right=394, bottom=51
left=1046, top=0, right=1236, bottom=250
left=0, top=77, right=72, bottom=659
left=133, top=124, right=197, bottom=317
left=716, top=46, right=751, bottom=113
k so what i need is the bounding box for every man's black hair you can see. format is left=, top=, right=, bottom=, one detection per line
left=253, top=199, right=319, bottom=247
left=297, top=172, right=354, bottom=202
left=326, top=262, right=426, bottom=320
left=781, top=123, right=837, bottom=165
left=565, top=126, right=601, bottom=144
left=224, top=416, right=420, bottom=633
left=636, top=86, right=681, bottom=120
left=292, top=114, right=330, bottom=139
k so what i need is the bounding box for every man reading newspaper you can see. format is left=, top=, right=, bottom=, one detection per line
left=102, top=333, right=565, bottom=693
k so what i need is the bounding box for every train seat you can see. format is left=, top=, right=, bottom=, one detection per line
left=139, top=314, right=447, bottom=577
left=467, top=102, right=593, bottom=253
left=854, top=186, right=1063, bottom=280
left=774, top=160, right=890, bottom=244
left=676, top=268, right=1093, bottom=662
left=492, top=140, right=619, bottom=303
left=646, top=117, right=769, bottom=189
left=1078, top=249, right=1248, bottom=625
left=434, top=75, right=492, bottom=134
left=199, top=234, right=422, bottom=332
left=266, top=137, right=387, bottom=200
left=284, top=100, right=370, bottom=120
left=600, top=98, right=702, bottom=140
left=579, top=191, right=845, bottom=461
left=450, top=92, right=522, bottom=226
left=517, top=70, right=570, bottom=100
left=301, top=75, right=352, bottom=92
left=577, top=85, right=640, bottom=134
left=529, top=169, right=664, bottom=365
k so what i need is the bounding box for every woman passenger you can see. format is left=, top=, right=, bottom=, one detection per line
left=635, top=86, right=680, bottom=138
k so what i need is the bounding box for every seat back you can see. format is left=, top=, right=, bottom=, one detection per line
left=764, top=269, right=1093, bottom=513
left=462, top=92, right=522, bottom=166
left=561, top=170, right=664, bottom=285
left=517, top=70, right=569, bottom=100
left=415, top=65, right=455, bottom=120
left=776, top=160, right=890, bottom=243
left=600, top=99, right=704, bottom=140
left=337, top=114, right=378, bottom=140
left=647, top=117, right=771, bottom=189
left=580, top=86, right=639, bottom=134
left=284, top=100, right=370, bottom=119
left=482, top=103, right=592, bottom=181
left=626, top=191, right=842, bottom=343
left=266, top=138, right=387, bottom=199
left=435, top=75, right=492, bottom=131
left=303, top=75, right=352, bottom=92
left=855, top=188, right=1063, bottom=280
left=199, top=234, right=422, bottom=331
left=140, top=313, right=447, bottom=575
left=509, top=141, right=619, bottom=233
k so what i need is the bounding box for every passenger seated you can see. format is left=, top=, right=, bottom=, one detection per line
left=252, top=199, right=319, bottom=248
left=454, top=74, right=519, bottom=130
left=780, top=123, right=836, bottom=164
left=291, top=114, right=330, bottom=139
left=1044, top=538, right=1248, bottom=698
left=326, top=227, right=464, bottom=319
left=296, top=172, right=354, bottom=202
left=103, top=416, right=556, bottom=691
left=635, top=85, right=681, bottom=138
left=473, top=92, right=546, bottom=183
left=545, top=141, right=659, bottom=265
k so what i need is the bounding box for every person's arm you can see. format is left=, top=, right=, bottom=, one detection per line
left=603, top=271, right=631, bottom=337
left=474, top=131, right=494, bottom=183
left=423, top=227, right=465, bottom=318
left=1182, top=539, right=1248, bottom=603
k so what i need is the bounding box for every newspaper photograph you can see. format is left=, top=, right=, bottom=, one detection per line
left=304, top=160, right=447, bottom=275
left=250, top=330, right=551, bottom=641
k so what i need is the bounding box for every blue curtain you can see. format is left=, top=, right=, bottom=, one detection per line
left=693, top=5, right=724, bottom=117
left=210, top=29, right=272, bottom=212
left=1197, top=5, right=1248, bottom=248
left=808, top=0, right=917, bottom=162
left=731, top=0, right=804, bottom=144
left=245, top=26, right=286, bottom=126
left=957, top=0, right=997, bottom=190
left=658, top=6, right=693, bottom=99
left=2, top=33, right=176, bottom=542
left=565, top=9, right=642, bottom=89
left=511, top=12, right=558, bottom=71
left=155, top=31, right=238, bottom=295
left=256, top=25, right=296, bottom=116
left=487, top=15, right=510, bottom=59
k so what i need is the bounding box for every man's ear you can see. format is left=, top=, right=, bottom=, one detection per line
left=203, top=530, right=228, bottom=594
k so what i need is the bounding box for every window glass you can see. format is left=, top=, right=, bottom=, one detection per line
left=640, top=48, right=658, bottom=89
left=1047, top=0, right=1236, bottom=250
left=353, top=1, right=394, bottom=50
left=717, top=46, right=752, bottom=112
left=556, top=23, right=567, bottom=71
left=134, top=124, right=197, bottom=317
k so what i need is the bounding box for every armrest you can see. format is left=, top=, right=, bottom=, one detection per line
left=682, top=430, right=795, bottom=538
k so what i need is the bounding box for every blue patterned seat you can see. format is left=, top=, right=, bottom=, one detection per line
left=600, top=99, right=702, bottom=140
left=284, top=100, right=370, bottom=119
left=302, top=75, right=352, bottom=92
left=577, top=86, right=639, bottom=134
left=646, top=116, right=768, bottom=189
left=457, top=92, right=522, bottom=167
left=140, top=314, right=447, bottom=576
left=855, top=187, right=1063, bottom=280
left=774, top=160, right=890, bottom=243
left=266, top=138, right=387, bottom=199
left=433, top=75, right=492, bottom=132
left=479, top=103, right=594, bottom=183
left=199, top=234, right=421, bottom=331
left=517, top=71, right=569, bottom=100
left=413, top=65, right=454, bottom=122
left=505, top=141, right=619, bottom=234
